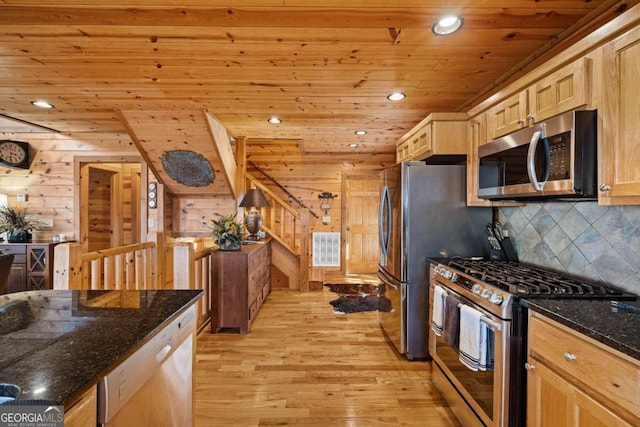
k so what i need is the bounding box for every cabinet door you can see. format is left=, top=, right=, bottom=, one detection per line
left=65, top=386, right=97, bottom=427
left=528, top=58, right=590, bottom=123
left=527, top=360, right=632, bottom=427
left=599, top=28, right=640, bottom=204
left=466, top=114, right=521, bottom=207
left=409, top=125, right=431, bottom=158
left=466, top=114, right=492, bottom=207
left=487, top=91, right=528, bottom=139
left=396, top=140, right=410, bottom=163
left=5, top=264, right=27, bottom=293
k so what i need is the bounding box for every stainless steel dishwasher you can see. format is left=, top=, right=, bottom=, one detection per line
left=98, top=305, right=196, bottom=426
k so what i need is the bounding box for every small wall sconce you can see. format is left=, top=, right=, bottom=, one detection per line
left=318, top=192, right=337, bottom=215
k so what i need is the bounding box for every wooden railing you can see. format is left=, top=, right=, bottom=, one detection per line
left=245, top=172, right=310, bottom=290
left=53, top=242, right=156, bottom=290
left=173, top=242, right=215, bottom=329
left=54, top=238, right=214, bottom=329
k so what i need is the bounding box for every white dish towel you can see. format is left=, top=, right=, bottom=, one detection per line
left=431, top=285, right=446, bottom=336
left=459, top=304, right=492, bottom=371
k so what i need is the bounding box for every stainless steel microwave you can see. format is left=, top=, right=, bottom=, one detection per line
left=478, top=109, right=597, bottom=201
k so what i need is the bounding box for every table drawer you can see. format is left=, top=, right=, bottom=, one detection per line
left=1, top=245, right=27, bottom=256
left=529, top=314, right=640, bottom=418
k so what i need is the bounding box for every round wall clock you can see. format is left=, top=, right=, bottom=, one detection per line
left=161, top=150, right=215, bottom=187
left=0, top=140, right=30, bottom=169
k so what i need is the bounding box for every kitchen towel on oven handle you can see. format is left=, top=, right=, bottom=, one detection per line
left=431, top=285, right=446, bottom=336
left=458, top=304, right=494, bottom=372
left=443, top=293, right=460, bottom=351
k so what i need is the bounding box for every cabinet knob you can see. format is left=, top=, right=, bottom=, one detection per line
left=517, top=118, right=525, bottom=125
left=525, top=363, right=535, bottom=371
left=527, top=114, right=535, bottom=122
left=563, top=352, right=577, bottom=362
left=599, top=184, right=611, bottom=192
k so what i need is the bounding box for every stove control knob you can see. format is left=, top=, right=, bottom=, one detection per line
left=472, top=284, right=483, bottom=295
left=451, top=273, right=458, bottom=283
left=489, top=292, right=504, bottom=305
left=443, top=270, right=453, bottom=279
left=481, top=288, right=491, bottom=299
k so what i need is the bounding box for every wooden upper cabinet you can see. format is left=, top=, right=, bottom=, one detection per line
left=599, top=26, right=640, bottom=204
left=488, top=91, right=528, bottom=140
left=396, top=112, right=467, bottom=163
left=528, top=58, right=590, bottom=124
left=396, top=139, right=410, bottom=163
left=466, top=113, right=521, bottom=207
left=487, top=58, right=591, bottom=141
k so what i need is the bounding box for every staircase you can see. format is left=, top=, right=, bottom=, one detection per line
left=245, top=172, right=312, bottom=291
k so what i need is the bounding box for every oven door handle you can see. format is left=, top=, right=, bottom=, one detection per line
left=480, top=315, right=502, bottom=332
left=456, top=303, right=503, bottom=331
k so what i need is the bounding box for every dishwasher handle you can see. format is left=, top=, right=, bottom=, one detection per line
left=155, top=339, right=173, bottom=363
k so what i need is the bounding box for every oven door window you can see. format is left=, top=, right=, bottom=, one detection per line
left=434, top=332, right=496, bottom=420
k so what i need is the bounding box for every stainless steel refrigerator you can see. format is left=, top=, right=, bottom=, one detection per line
left=378, top=162, right=490, bottom=360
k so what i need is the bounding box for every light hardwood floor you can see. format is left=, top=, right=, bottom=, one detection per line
left=195, top=288, right=461, bottom=426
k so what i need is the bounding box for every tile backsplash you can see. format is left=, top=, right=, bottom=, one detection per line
left=498, top=202, right=640, bottom=296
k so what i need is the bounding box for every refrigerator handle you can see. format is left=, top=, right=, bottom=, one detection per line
left=379, top=185, right=390, bottom=257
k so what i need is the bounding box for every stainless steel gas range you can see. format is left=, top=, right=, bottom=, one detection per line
left=428, top=258, right=635, bottom=427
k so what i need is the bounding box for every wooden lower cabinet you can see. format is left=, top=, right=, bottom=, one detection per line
left=527, top=360, right=631, bottom=427
left=211, top=240, right=271, bottom=334
left=64, top=386, right=97, bottom=427
left=527, top=312, right=639, bottom=427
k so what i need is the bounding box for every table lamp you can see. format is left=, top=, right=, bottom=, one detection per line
left=239, top=189, right=270, bottom=240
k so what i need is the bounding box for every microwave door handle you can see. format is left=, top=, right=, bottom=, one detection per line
left=527, top=130, right=545, bottom=191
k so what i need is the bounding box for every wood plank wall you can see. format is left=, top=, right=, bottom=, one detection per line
left=0, top=131, right=137, bottom=241
left=246, top=139, right=395, bottom=279
left=0, top=131, right=395, bottom=277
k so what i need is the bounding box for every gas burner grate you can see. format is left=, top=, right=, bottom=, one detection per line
left=447, top=259, right=628, bottom=299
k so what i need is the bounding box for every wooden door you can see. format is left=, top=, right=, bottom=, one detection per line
left=344, top=174, right=380, bottom=274
left=79, top=162, right=142, bottom=252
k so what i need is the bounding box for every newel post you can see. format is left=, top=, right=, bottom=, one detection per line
left=173, top=243, right=195, bottom=290
left=53, top=242, right=83, bottom=290
left=299, top=208, right=310, bottom=292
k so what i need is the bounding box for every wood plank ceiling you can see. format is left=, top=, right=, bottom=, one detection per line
left=0, top=0, right=636, bottom=159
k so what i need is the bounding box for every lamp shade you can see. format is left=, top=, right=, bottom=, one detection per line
left=239, top=189, right=270, bottom=208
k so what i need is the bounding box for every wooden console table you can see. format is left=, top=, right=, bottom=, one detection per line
left=211, top=239, right=271, bottom=334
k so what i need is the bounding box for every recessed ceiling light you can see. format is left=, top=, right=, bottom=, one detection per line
left=31, top=100, right=54, bottom=109
left=354, top=130, right=367, bottom=135
left=348, top=143, right=359, bottom=148
left=387, top=92, right=406, bottom=101
left=432, top=16, right=464, bottom=36
left=267, top=116, right=282, bottom=124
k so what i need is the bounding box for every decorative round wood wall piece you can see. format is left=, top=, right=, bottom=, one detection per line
left=161, top=150, right=215, bottom=187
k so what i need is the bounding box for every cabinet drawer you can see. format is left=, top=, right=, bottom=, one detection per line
left=529, top=314, right=640, bottom=418
left=1, top=245, right=27, bottom=256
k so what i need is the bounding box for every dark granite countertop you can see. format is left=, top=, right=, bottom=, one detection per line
left=523, top=298, right=640, bottom=361
left=0, top=289, right=203, bottom=407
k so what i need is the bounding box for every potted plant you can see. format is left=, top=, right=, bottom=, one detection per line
left=0, top=203, right=45, bottom=243
left=210, top=213, right=245, bottom=251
